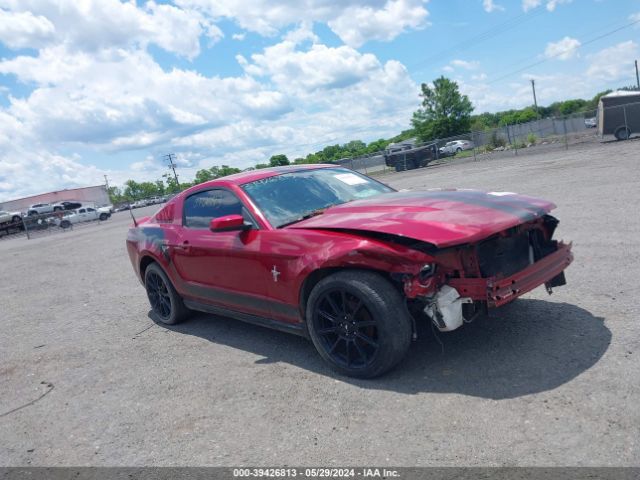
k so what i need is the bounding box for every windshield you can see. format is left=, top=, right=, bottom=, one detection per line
left=242, top=167, right=394, bottom=228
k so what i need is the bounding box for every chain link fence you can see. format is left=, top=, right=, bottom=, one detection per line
left=0, top=208, right=115, bottom=241
left=335, top=100, right=639, bottom=175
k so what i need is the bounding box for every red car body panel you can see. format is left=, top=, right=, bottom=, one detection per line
left=287, top=190, right=555, bottom=248
left=126, top=166, right=572, bottom=332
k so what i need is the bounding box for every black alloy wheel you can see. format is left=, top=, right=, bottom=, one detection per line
left=313, top=288, right=379, bottom=370
left=144, top=263, right=189, bottom=325
left=146, top=270, right=172, bottom=321
left=306, top=270, right=412, bottom=378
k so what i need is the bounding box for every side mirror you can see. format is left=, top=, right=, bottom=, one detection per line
left=210, top=214, right=251, bottom=232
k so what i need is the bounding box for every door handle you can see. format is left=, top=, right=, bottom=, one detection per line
left=170, top=241, right=190, bottom=252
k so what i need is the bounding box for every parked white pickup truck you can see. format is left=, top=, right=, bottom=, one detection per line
left=0, top=210, right=23, bottom=227
left=51, top=206, right=111, bottom=228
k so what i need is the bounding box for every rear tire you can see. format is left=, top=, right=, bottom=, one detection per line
left=614, top=126, right=631, bottom=141
left=60, top=220, right=71, bottom=229
left=145, top=263, right=190, bottom=325
left=306, top=270, right=412, bottom=378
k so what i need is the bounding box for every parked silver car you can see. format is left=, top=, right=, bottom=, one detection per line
left=439, top=140, right=474, bottom=156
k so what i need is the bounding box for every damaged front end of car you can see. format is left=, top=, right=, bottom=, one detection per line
left=398, top=214, right=573, bottom=333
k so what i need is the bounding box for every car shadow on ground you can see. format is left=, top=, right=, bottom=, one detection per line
left=151, top=298, right=610, bottom=399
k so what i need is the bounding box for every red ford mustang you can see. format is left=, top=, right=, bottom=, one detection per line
left=127, top=165, right=573, bottom=378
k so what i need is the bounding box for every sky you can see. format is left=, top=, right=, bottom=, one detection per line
left=0, top=0, right=639, bottom=201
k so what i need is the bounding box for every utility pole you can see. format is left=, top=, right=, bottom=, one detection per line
left=531, top=79, right=539, bottom=118
left=103, top=174, right=110, bottom=191
left=164, top=153, right=180, bottom=189
left=635, top=60, right=639, bottom=90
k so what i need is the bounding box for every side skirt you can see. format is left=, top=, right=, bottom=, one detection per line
left=183, top=299, right=309, bottom=338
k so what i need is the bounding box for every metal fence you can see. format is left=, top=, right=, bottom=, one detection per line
left=0, top=209, right=114, bottom=241
left=335, top=100, right=639, bottom=175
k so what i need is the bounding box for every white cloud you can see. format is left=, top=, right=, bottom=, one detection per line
left=630, top=12, right=640, bottom=25
left=460, top=40, right=639, bottom=114
left=0, top=9, right=55, bottom=49
left=232, top=33, right=246, bottom=40
left=522, top=0, right=541, bottom=11
left=0, top=46, right=291, bottom=148
left=177, top=0, right=430, bottom=47
left=130, top=157, right=158, bottom=172
left=545, top=0, right=572, bottom=11
left=522, top=0, right=571, bottom=12
left=451, top=59, right=480, bottom=70
left=544, top=36, right=581, bottom=60
left=483, top=0, right=504, bottom=13
left=586, top=40, right=639, bottom=81
left=0, top=0, right=221, bottom=59
left=0, top=23, right=420, bottom=199
left=443, top=59, right=479, bottom=72
left=241, top=40, right=381, bottom=92
left=327, top=0, right=430, bottom=48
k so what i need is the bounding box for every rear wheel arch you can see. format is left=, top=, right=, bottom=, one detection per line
left=139, top=255, right=158, bottom=279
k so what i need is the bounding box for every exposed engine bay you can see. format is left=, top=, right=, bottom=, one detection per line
left=403, top=215, right=572, bottom=332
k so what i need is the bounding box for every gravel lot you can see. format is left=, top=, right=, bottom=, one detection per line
left=1, top=139, right=638, bottom=467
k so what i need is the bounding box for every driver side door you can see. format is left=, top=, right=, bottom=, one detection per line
left=170, top=188, right=271, bottom=318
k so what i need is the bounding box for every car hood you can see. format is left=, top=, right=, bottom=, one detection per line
left=287, top=190, right=555, bottom=248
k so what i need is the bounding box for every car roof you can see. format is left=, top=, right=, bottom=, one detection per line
left=192, top=164, right=337, bottom=188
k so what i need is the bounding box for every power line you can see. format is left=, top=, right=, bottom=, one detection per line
left=487, top=17, right=640, bottom=85
left=410, top=4, right=546, bottom=72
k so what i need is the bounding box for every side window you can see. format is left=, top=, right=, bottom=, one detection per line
left=87, top=207, right=95, bottom=212
left=183, top=189, right=244, bottom=229
left=78, top=208, right=86, bottom=214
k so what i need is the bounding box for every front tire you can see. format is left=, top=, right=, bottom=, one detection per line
left=99, top=213, right=108, bottom=221
left=306, top=270, right=412, bottom=378
left=145, top=263, right=190, bottom=325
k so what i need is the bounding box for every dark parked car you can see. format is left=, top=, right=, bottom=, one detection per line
left=127, top=165, right=573, bottom=378
left=383, top=140, right=437, bottom=172
left=53, top=201, right=83, bottom=211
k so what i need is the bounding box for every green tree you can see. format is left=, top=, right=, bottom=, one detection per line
left=412, top=76, right=474, bottom=141
left=123, top=180, right=143, bottom=200
left=162, top=173, right=182, bottom=194
left=193, top=165, right=242, bottom=185
left=107, top=186, right=126, bottom=204
left=269, top=154, right=290, bottom=167
left=154, top=180, right=165, bottom=196
left=588, top=90, right=612, bottom=110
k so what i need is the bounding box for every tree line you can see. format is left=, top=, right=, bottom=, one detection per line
left=110, top=76, right=624, bottom=204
